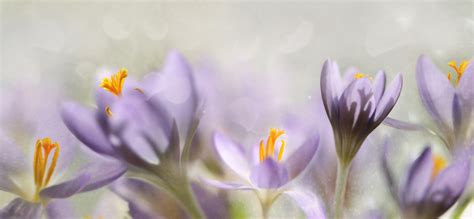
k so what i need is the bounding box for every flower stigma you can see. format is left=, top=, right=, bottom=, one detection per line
left=100, top=68, right=128, bottom=96
left=353, top=73, right=373, bottom=80
left=447, top=60, right=469, bottom=86
left=431, top=154, right=447, bottom=180
left=259, top=128, right=285, bottom=162
left=33, top=137, right=60, bottom=202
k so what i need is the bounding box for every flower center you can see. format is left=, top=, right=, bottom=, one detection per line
left=100, top=68, right=128, bottom=96
left=447, top=60, right=469, bottom=86
left=33, top=137, right=60, bottom=201
left=431, top=154, right=447, bottom=179
left=259, top=128, right=285, bottom=162
left=353, top=73, right=372, bottom=80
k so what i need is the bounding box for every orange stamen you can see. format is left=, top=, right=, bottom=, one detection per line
left=259, top=128, right=286, bottom=162
left=100, top=68, right=128, bottom=96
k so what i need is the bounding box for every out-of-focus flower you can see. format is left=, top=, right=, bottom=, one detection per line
left=110, top=178, right=229, bottom=219
left=0, top=132, right=125, bottom=219
left=320, top=59, right=403, bottom=164
left=204, top=128, right=325, bottom=218
left=416, top=55, right=474, bottom=149
left=320, top=59, right=402, bottom=219
left=383, top=144, right=470, bottom=219
left=61, top=51, right=205, bottom=218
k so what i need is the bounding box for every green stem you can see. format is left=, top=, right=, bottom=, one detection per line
left=334, top=160, right=351, bottom=219
left=452, top=194, right=473, bottom=219
left=172, top=183, right=206, bottom=219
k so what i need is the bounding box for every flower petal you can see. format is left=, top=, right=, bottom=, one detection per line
left=110, top=178, right=167, bottom=219
left=0, top=198, right=41, bottom=219
left=457, top=59, right=474, bottom=103
left=286, top=133, right=319, bottom=179
left=373, top=70, right=386, bottom=104
left=374, top=73, right=402, bottom=122
left=45, top=199, right=75, bottom=219
left=0, top=131, right=27, bottom=195
left=416, top=55, right=455, bottom=133
left=249, top=158, right=289, bottom=189
left=382, top=117, right=425, bottom=130
left=284, top=190, right=326, bottom=219
left=201, top=178, right=254, bottom=191
left=320, top=59, right=343, bottom=118
left=213, top=132, right=250, bottom=179
left=400, top=147, right=433, bottom=206
left=40, top=160, right=126, bottom=199
left=60, top=102, right=115, bottom=156
left=424, top=159, right=470, bottom=216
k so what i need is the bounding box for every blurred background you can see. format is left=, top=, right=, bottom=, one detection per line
left=1, top=0, right=473, bottom=218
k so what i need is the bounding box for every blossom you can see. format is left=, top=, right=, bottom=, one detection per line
left=110, top=178, right=229, bottom=219
left=383, top=145, right=470, bottom=219
left=320, top=59, right=403, bottom=164
left=60, top=51, right=205, bottom=218
left=204, top=128, right=324, bottom=218
left=0, top=131, right=126, bottom=219
left=416, top=55, right=474, bottom=149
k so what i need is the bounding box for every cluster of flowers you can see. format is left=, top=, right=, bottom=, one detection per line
left=0, top=51, right=472, bottom=219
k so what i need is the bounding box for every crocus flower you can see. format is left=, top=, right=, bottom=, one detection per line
left=110, top=178, right=229, bottom=219
left=0, top=131, right=126, bottom=219
left=320, top=59, right=403, bottom=164
left=416, top=55, right=473, bottom=149
left=320, top=59, right=402, bottom=219
left=204, top=128, right=325, bottom=218
left=60, top=51, right=205, bottom=218
left=383, top=145, right=470, bottom=219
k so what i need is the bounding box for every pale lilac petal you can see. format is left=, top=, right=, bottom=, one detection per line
left=284, top=190, right=326, bottom=219
left=40, top=160, right=126, bottom=199
left=0, top=131, right=27, bottom=195
left=374, top=73, right=402, bottom=122
left=110, top=178, right=166, bottom=219
left=148, top=51, right=200, bottom=139
left=40, top=173, right=90, bottom=199
left=383, top=117, right=425, bottom=130
left=46, top=200, right=75, bottom=219
left=201, top=178, right=254, bottom=191
left=60, top=102, right=115, bottom=156
left=425, top=159, right=470, bottom=214
left=109, top=94, right=170, bottom=163
left=191, top=183, right=229, bottom=219
left=416, top=55, right=455, bottom=132
left=286, top=134, right=319, bottom=179
left=213, top=132, right=250, bottom=179
left=249, top=158, right=289, bottom=189
left=340, top=78, right=376, bottom=124
left=74, top=161, right=127, bottom=193
left=0, top=198, right=42, bottom=219
left=320, top=59, right=342, bottom=118
left=400, top=147, right=433, bottom=206
left=457, top=59, right=474, bottom=103
left=373, top=70, right=386, bottom=104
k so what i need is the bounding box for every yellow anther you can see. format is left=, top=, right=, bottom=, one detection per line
left=105, top=106, right=113, bottom=117
left=278, top=140, right=285, bottom=161
left=448, top=60, right=469, bottom=86
left=33, top=138, right=60, bottom=201
left=432, top=154, right=447, bottom=179
left=354, top=73, right=373, bottom=80
left=100, top=68, right=128, bottom=96
left=259, top=128, right=285, bottom=162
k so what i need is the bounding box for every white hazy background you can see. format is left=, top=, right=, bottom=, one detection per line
left=1, top=0, right=473, bottom=218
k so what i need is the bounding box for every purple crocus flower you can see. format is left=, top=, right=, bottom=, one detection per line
left=416, top=55, right=473, bottom=149
left=204, top=129, right=325, bottom=218
left=110, top=178, right=229, bottom=219
left=320, top=59, right=402, bottom=219
left=383, top=144, right=470, bottom=219
left=0, top=131, right=126, bottom=219
left=320, top=59, right=403, bottom=164
left=60, top=51, right=205, bottom=218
